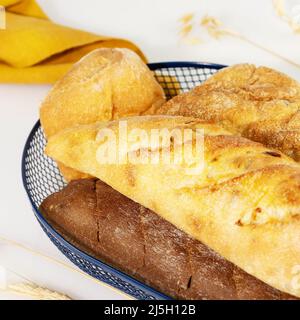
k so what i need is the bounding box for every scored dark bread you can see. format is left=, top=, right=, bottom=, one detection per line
left=40, top=179, right=296, bottom=300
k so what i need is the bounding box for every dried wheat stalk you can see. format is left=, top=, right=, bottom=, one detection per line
left=201, top=15, right=236, bottom=38
left=179, top=13, right=194, bottom=25
left=179, top=23, right=193, bottom=37
left=178, top=12, right=202, bottom=44
left=273, top=0, right=300, bottom=33
left=0, top=264, right=71, bottom=300
left=0, top=235, right=134, bottom=300
left=5, top=282, right=71, bottom=300
left=200, top=15, right=300, bottom=70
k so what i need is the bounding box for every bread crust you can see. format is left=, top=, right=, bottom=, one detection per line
left=40, top=179, right=296, bottom=300
left=157, top=64, right=300, bottom=160
left=40, top=48, right=165, bottom=181
left=45, top=115, right=300, bottom=297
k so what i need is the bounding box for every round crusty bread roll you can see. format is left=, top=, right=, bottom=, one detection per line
left=40, top=48, right=166, bottom=181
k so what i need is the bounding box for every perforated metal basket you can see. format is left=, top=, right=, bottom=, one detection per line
left=22, top=62, right=225, bottom=300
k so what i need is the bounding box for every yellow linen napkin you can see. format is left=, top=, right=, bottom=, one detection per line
left=0, top=0, right=147, bottom=83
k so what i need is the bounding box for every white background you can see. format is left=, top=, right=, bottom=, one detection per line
left=0, top=0, right=300, bottom=300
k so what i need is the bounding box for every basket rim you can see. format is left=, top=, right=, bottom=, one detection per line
left=21, top=61, right=226, bottom=300
left=21, top=120, right=171, bottom=300
left=147, top=61, right=226, bottom=70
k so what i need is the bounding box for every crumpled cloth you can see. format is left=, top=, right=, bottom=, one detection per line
left=0, top=0, right=146, bottom=83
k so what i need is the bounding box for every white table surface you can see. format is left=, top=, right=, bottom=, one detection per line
left=1, top=0, right=300, bottom=300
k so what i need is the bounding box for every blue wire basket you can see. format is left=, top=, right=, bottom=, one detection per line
left=22, top=62, right=225, bottom=300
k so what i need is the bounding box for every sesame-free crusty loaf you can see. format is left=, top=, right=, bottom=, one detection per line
left=157, top=64, right=300, bottom=160
left=40, top=48, right=165, bottom=181
left=40, top=179, right=296, bottom=300
left=45, top=115, right=300, bottom=297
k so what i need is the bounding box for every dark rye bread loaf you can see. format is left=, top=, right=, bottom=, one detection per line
left=39, top=179, right=296, bottom=300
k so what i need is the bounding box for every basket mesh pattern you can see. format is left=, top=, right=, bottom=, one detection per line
left=154, top=66, right=219, bottom=99
left=23, top=64, right=220, bottom=300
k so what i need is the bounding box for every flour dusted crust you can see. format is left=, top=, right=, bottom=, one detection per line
left=40, top=48, right=165, bottom=180
left=157, top=64, right=300, bottom=160
left=46, top=115, right=300, bottom=297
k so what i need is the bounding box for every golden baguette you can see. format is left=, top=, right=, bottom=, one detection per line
left=46, top=115, right=300, bottom=297
left=156, top=64, right=300, bottom=160
left=40, top=48, right=165, bottom=181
